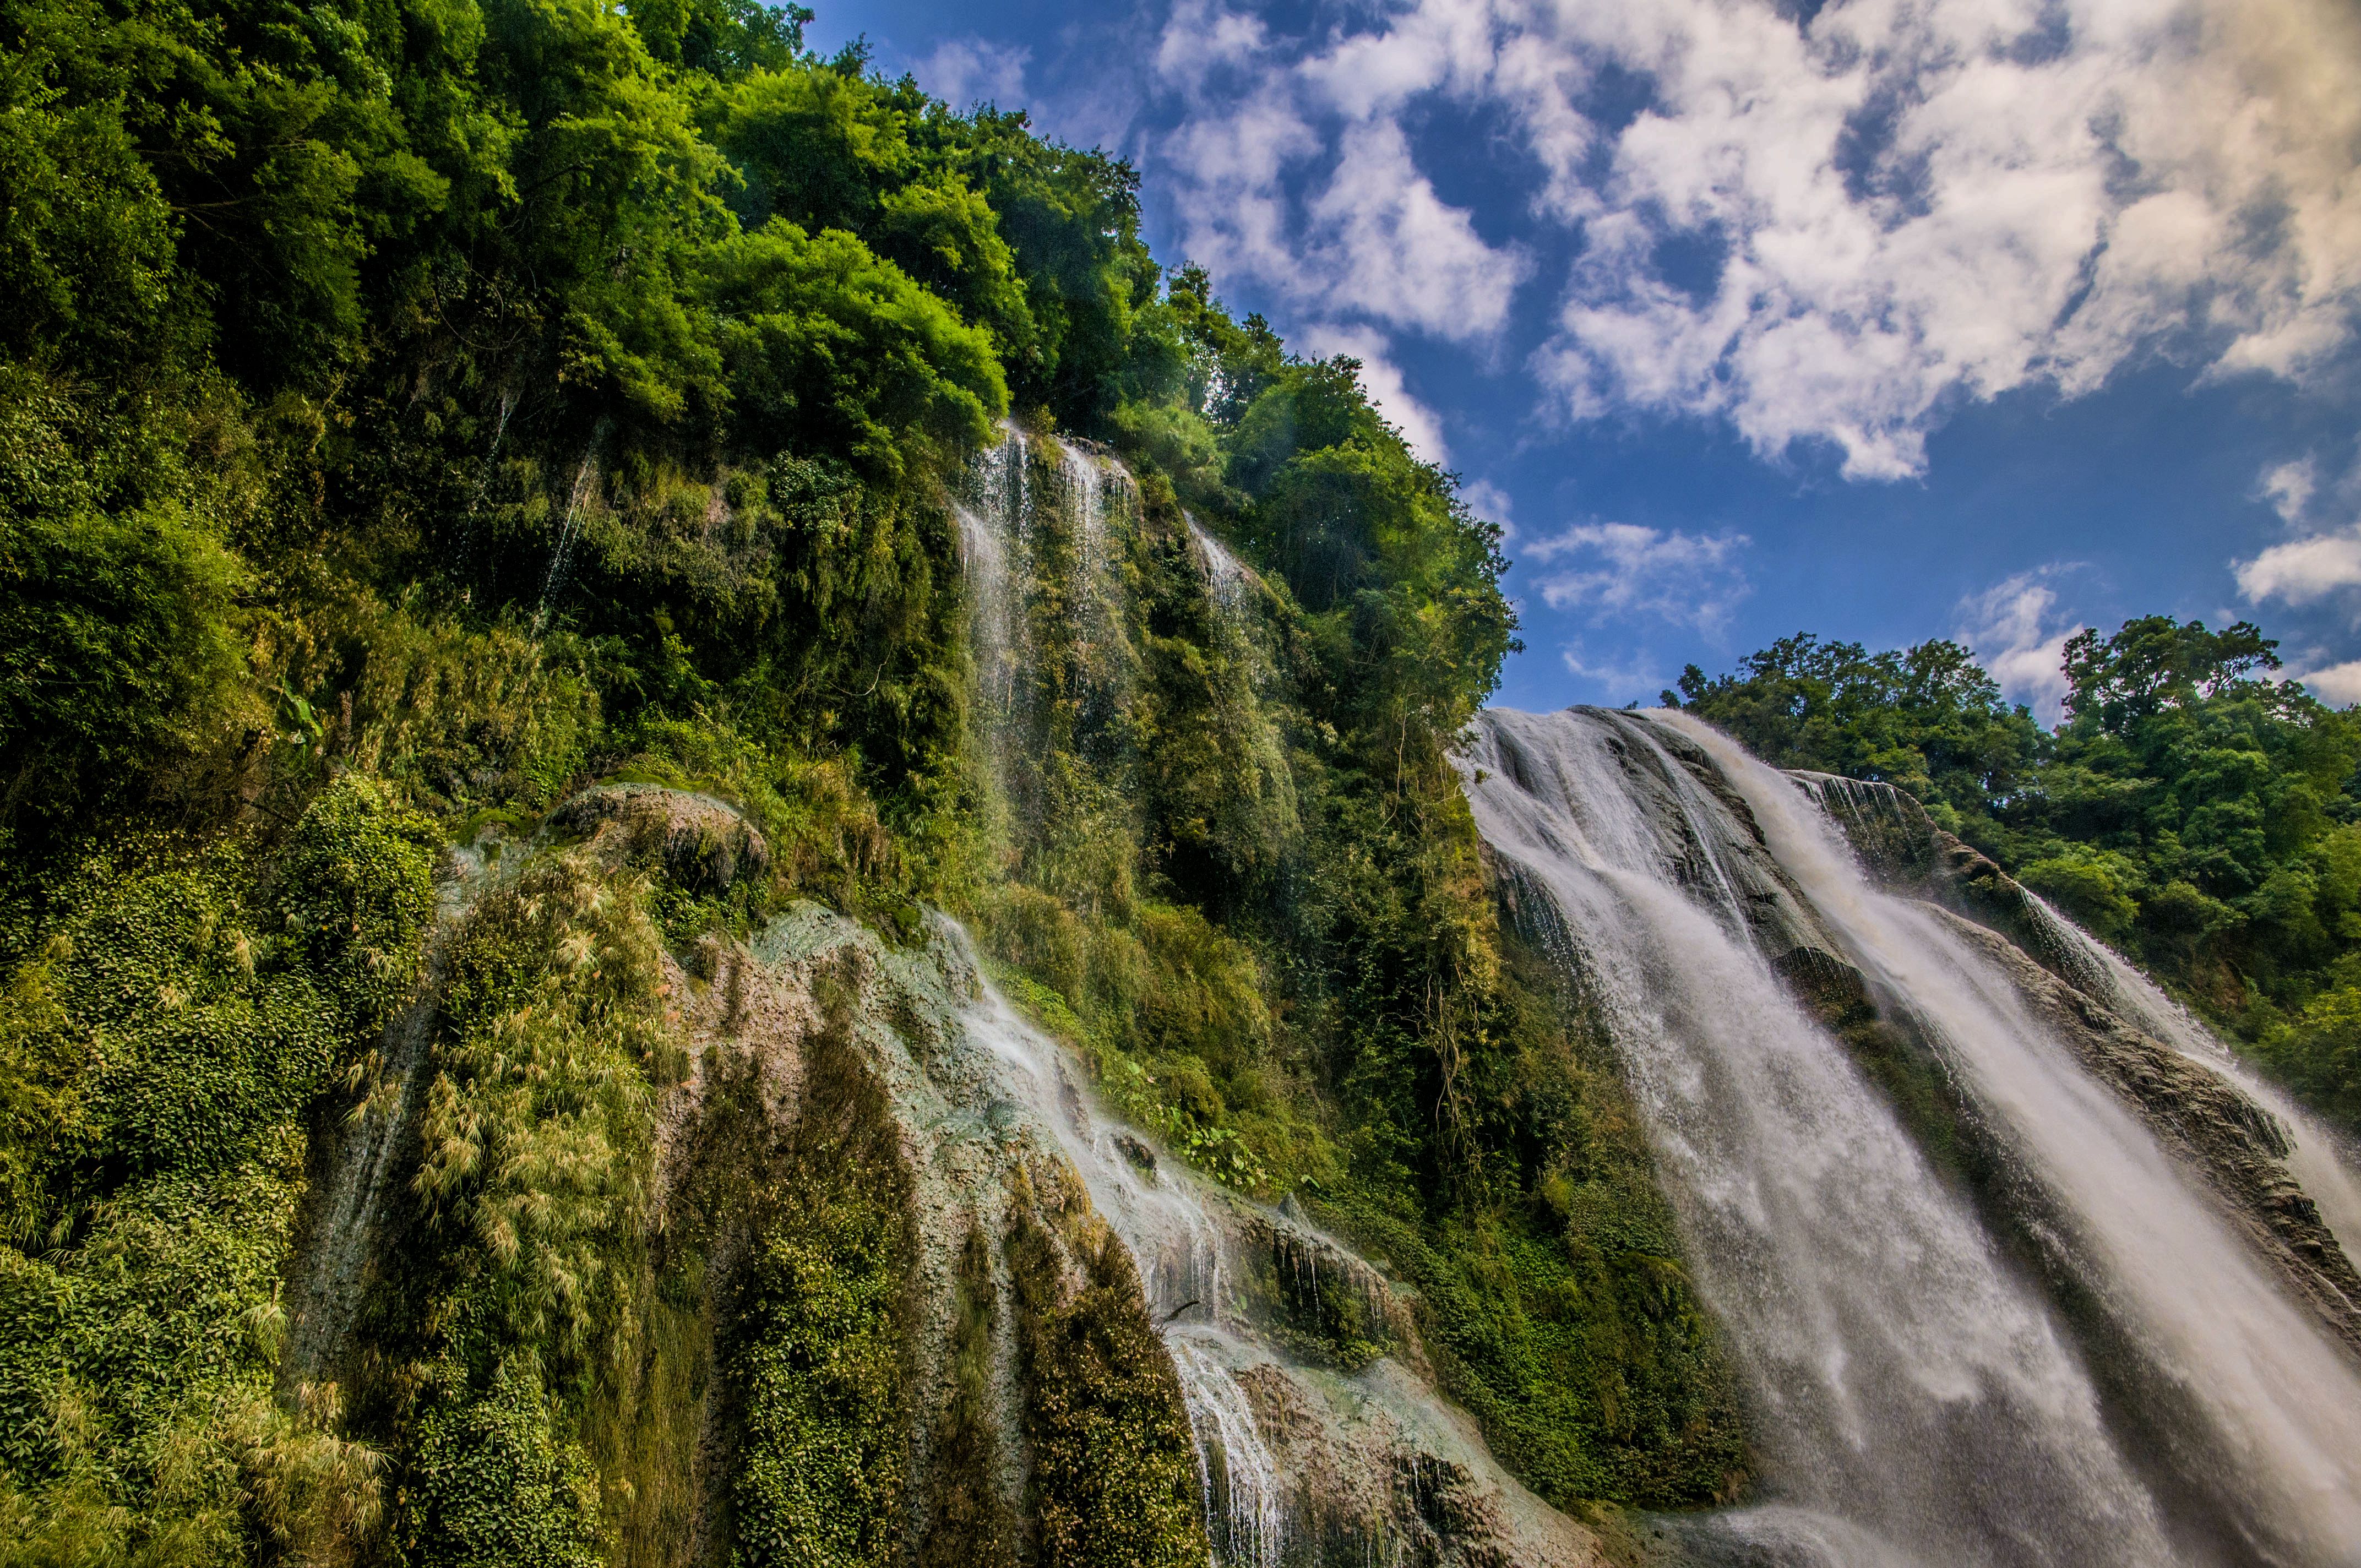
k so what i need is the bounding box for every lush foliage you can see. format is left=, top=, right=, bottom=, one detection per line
left=1672, top=617, right=2361, bottom=1133
left=0, top=0, right=1744, bottom=1550
left=0, top=776, right=434, bottom=1564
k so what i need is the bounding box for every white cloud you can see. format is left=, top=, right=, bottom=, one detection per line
left=2234, top=451, right=2361, bottom=608
left=1308, top=120, right=1531, bottom=341
left=2291, top=659, right=2361, bottom=707
left=2262, top=459, right=2320, bottom=524
left=1150, top=0, right=2361, bottom=480
left=1956, top=570, right=2086, bottom=723
left=1294, top=323, right=1452, bottom=465
left=1561, top=643, right=1672, bottom=702
left=916, top=37, right=1031, bottom=110
left=1154, top=0, right=1270, bottom=92
left=1524, top=520, right=1751, bottom=633
left=1154, top=5, right=1527, bottom=347
left=2235, top=529, right=2361, bottom=607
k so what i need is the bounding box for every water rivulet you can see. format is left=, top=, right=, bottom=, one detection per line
left=1461, top=706, right=2361, bottom=1568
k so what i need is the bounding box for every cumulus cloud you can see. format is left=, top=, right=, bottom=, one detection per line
left=1956, top=570, right=2086, bottom=722
left=1309, top=121, right=1531, bottom=341
left=2235, top=531, right=2361, bottom=607
left=2292, top=660, right=2361, bottom=707
left=1150, top=0, right=2361, bottom=480
left=1524, top=521, right=1751, bottom=634
left=916, top=37, right=1031, bottom=110
left=1154, top=2, right=1527, bottom=346
left=2234, top=451, right=2361, bottom=609
left=1294, top=323, right=1452, bottom=464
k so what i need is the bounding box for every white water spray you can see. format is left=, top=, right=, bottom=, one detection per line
left=1463, top=707, right=2175, bottom=1567
left=1664, top=709, right=2361, bottom=1565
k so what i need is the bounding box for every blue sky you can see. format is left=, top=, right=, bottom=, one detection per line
left=813, top=0, right=2361, bottom=718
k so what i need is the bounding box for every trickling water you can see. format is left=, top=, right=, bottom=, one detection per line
left=284, top=847, right=490, bottom=1388
left=1171, top=1332, right=1285, bottom=1568
left=956, top=502, right=1021, bottom=718
left=456, top=388, right=518, bottom=594
left=1662, top=710, right=2361, bottom=1565
left=1187, top=512, right=1254, bottom=613
left=1462, top=707, right=2174, bottom=1568
left=2014, top=891, right=2361, bottom=1267
left=957, top=974, right=1284, bottom=1567
left=532, top=453, right=599, bottom=638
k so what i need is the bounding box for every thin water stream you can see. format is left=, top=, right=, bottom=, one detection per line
left=283, top=845, right=493, bottom=1389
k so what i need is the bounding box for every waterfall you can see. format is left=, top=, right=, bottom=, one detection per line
left=2014, top=891, right=2361, bottom=1265
left=1461, top=707, right=2172, bottom=1567
left=1671, top=709, right=2361, bottom=1561
left=1187, top=511, right=1254, bottom=613
left=943, top=432, right=1591, bottom=1564
left=957, top=976, right=1286, bottom=1568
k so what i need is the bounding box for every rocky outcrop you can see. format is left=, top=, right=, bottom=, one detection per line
left=552, top=781, right=773, bottom=891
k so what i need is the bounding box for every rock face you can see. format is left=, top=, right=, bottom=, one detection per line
left=509, top=785, right=1606, bottom=1567
left=552, top=782, right=774, bottom=892
left=1792, top=771, right=2361, bottom=1355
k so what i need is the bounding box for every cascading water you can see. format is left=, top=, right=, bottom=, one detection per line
left=1187, top=511, right=1254, bottom=613
left=956, top=974, right=1287, bottom=1568
left=1461, top=707, right=2171, bottom=1567
left=2013, top=890, right=2361, bottom=1265
left=949, top=428, right=1289, bottom=1565
left=1672, top=710, right=2361, bottom=1562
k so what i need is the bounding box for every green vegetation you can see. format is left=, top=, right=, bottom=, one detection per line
left=1670, top=617, right=2361, bottom=1134
left=0, top=774, right=434, bottom=1565
left=0, top=0, right=1743, bottom=1554
left=1008, top=1164, right=1205, bottom=1568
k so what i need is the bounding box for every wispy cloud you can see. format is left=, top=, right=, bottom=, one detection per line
left=1524, top=521, right=1751, bottom=634
left=915, top=37, right=1031, bottom=111
left=1460, top=478, right=1516, bottom=541
left=1955, top=569, right=2086, bottom=723
left=1560, top=642, right=1672, bottom=704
